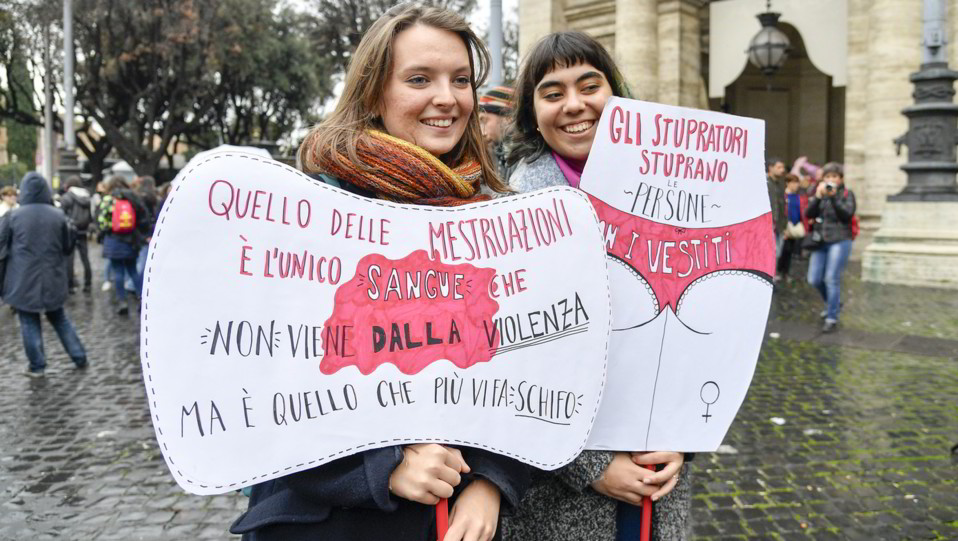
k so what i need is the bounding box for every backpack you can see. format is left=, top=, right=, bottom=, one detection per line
left=68, top=194, right=93, bottom=231
left=843, top=189, right=860, bottom=240
left=111, top=198, right=136, bottom=234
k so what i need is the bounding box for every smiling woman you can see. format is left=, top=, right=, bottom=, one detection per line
left=507, top=31, right=631, bottom=176
left=230, top=5, right=528, bottom=541
left=502, top=31, right=692, bottom=541
left=532, top=64, right=613, bottom=161
left=381, top=25, right=474, bottom=157
left=298, top=4, right=509, bottom=206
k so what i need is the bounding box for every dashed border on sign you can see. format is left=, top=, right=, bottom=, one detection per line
left=140, top=151, right=613, bottom=492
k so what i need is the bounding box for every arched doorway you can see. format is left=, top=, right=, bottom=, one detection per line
left=722, top=23, right=845, bottom=167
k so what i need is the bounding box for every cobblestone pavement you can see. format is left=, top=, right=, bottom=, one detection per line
left=771, top=260, right=958, bottom=341
left=1, top=249, right=956, bottom=540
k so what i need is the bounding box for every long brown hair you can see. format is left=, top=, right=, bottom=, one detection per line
left=298, top=3, right=507, bottom=193
left=508, top=31, right=631, bottom=166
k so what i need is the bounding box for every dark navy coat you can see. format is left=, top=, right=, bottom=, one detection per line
left=230, top=174, right=530, bottom=540
left=230, top=446, right=529, bottom=541
left=0, top=173, right=72, bottom=313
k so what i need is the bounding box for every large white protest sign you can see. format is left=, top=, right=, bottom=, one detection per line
left=141, top=151, right=611, bottom=495
left=581, top=97, right=773, bottom=452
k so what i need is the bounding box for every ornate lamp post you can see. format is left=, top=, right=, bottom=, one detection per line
left=746, top=1, right=790, bottom=78
left=892, top=0, right=958, bottom=200
left=864, top=0, right=958, bottom=289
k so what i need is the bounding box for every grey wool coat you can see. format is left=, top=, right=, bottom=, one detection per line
left=501, top=152, right=692, bottom=541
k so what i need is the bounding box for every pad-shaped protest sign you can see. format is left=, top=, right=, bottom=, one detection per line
left=141, top=150, right=611, bottom=495
left=581, top=97, right=773, bottom=452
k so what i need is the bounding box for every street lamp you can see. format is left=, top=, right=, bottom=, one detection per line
left=746, top=1, right=790, bottom=77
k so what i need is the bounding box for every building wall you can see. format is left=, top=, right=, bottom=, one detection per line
left=844, top=0, right=920, bottom=239
left=723, top=23, right=838, bottom=167
left=519, top=0, right=707, bottom=107
left=518, top=0, right=952, bottom=257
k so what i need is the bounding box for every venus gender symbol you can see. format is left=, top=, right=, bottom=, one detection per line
left=581, top=97, right=774, bottom=453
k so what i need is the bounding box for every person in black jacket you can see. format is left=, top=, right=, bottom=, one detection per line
left=805, top=162, right=856, bottom=333
left=230, top=5, right=525, bottom=541
left=0, top=172, right=87, bottom=376
left=96, top=175, right=151, bottom=315
left=60, top=176, right=94, bottom=293
left=132, top=175, right=159, bottom=283
left=766, top=158, right=787, bottom=282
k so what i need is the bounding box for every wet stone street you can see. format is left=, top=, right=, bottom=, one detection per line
left=1, top=250, right=956, bottom=540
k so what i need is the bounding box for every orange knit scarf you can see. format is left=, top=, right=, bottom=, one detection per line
left=320, top=130, right=490, bottom=207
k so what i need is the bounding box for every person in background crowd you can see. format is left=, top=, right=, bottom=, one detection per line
left=132, top=175, right=159, bottom=283
left=808, top=167, right=825, bottom=196
left=157, top=182, right=173, bottom=215
left=775, top=174, right=807, bottom=282
left=503, top=30, right=690, bottom=541
left=96, top=176, right=151, bottom=315
left=767, top=157, right=787, bottom=282
left=479, top=85, right=516, bottom=180
left=93, top=180, right=114, bottom=292
left=790, top=155, right=821, bottom=190
left=0, top=172, right=88, bottom=377
left=60, top=176, right=94, bottom=293
left=0, top=186, right=17, bottom=217
left=90, top=180, right=104, bottom=214
left=805, top=162, right=856, bottom=333
left=230, top=5, right=526, bottom=541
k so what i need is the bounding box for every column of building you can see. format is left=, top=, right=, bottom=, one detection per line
left=518, top=0, right=566, bottom=57
left=846, top=0, right=921, bottom=233
left=615, top=0, right=659, bottom=101
left=519, top=0, right=705, bottom=109
left=862, top=0, right=958, bottom=288
left=655, top=0, right=706, bottom=108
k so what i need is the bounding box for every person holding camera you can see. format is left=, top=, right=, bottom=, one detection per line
left=805, top=162, right=856, bottom=333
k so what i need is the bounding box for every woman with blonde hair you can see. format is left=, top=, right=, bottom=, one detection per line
left=230, top=4, right=525, bottom=541
left=297, top=6, right=508, bottom=202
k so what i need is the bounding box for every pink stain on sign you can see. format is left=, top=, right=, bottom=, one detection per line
left=320, top=250, right=500, bottom=375
left=588, top=195, right=775, bottom=311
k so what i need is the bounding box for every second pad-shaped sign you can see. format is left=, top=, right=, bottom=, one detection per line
left=581, top=97, right=774, bottom=452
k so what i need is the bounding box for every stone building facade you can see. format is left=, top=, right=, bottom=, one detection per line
left=518, top=0, right=958, bottom=281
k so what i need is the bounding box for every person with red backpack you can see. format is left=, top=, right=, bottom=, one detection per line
left=804, top=163, right=857, bottom=333
left=96, top=175, right=151, bottom=315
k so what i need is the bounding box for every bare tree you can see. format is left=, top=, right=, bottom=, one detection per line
left=307, top=0, right=478, bottom=75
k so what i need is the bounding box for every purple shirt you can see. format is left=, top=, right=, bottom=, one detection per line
left=552, top=151, right=585, bottom=188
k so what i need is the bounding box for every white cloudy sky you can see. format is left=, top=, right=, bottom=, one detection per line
left=469, top=0, right=519, bottom=32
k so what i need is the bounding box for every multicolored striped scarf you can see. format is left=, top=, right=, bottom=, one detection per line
left=320, top=130, right=489, bottom=207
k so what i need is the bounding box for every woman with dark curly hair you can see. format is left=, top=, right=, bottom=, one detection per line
left=502, top=31, right=691, bottom=541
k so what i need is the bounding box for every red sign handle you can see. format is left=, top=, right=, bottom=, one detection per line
left=640, top=464, right=656, bottom=541
left=436, top=498, right=449, bottom=541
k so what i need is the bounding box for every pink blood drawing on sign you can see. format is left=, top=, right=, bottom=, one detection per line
left=320, top=250, right=500, bottom=375
left=588, top=195, right=775, bottom=313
